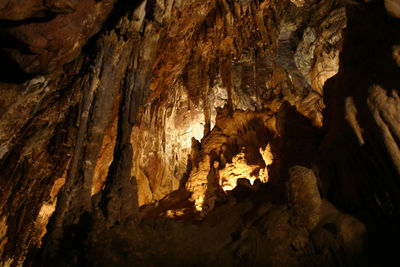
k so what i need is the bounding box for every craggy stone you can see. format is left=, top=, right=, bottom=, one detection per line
left=0, top=0, right=398, bottom=266
left=0, top=0, right=116, bottom=73
left=385, top=0, right=400, bottom=18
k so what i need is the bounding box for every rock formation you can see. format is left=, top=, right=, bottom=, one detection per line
left=0, top=0, right=399, bottom=266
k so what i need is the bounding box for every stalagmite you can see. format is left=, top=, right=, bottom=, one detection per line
left=0, top=0, right=399, bottom=266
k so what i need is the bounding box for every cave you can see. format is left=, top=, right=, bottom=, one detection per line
left=0, top=0, right=400, bottom=266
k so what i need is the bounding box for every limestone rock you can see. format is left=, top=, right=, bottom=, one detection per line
left=0, top=0, right=116, bottom=73
left=286, top=165, right=322, bottom=230
left=385, top=0, right=400, bottom=18
left=0, top=0, right=398, bottom=266
left=291, top=0, right=305, bottom=7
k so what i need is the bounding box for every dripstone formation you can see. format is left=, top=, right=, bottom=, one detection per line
left=0, top=0, right=399, bottom=266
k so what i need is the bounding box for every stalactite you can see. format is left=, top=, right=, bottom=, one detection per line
left=1, top=0, right=399, bottom=266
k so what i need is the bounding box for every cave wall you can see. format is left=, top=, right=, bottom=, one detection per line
left=129, top=0, right=347, bottom=207
left=0, top=0, right=399, bottom=266
left=319, top=1, right=400, bottom=262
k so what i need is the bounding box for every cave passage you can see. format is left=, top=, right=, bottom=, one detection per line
left=0, top=0, right=400, bottom=266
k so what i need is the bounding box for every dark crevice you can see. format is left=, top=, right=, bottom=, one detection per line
left=0, top=49, right=33, bottom=83
left=0, top=12, right=58, bottom=28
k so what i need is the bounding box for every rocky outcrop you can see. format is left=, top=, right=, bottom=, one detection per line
left=84, top=165, right=366, bottom=266
left=0, top=0, right=117, bottom=73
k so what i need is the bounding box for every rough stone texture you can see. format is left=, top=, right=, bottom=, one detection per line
left=129, top=0, right=347, bottom=207
left=318, top=1, right=400, bottom=264
left=0, top=0, right=116, bottom=73
left=0, top=0, right=399, bottom=266
left=290, top=0, right=305, bottom=7
left=84, top=165, right=366, bottom=267
left=385, top=0, right=400, bottom=18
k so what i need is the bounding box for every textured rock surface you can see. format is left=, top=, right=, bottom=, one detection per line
left=129, top=0, right=347, bottom=207
left=0, top=0, right=116, bottom=73
left=318, top=2, right=400, bottom=264
left=84, top=165, right=366, bottom=266
left=0, top=0, right=399, bottom=266
left=385, top=0, right=400, bottom=18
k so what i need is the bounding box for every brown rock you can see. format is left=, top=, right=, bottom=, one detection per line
left=385, top=0, right=400, bottom=18
left=0, top=0, right=399, bottom=266
left=0, top=0, right=46, bottom=20
left=1, top=0, right=115, bottom=73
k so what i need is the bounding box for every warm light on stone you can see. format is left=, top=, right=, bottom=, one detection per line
left=219, top=144, right=273, bottom=191
left=0, top=0, right=396, bottom=265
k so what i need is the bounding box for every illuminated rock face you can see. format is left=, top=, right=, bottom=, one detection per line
left=127, top=0, right=347, bottom=207
left=184, top=110, right=277, bottom=213
left=0, top=0, right=399, bottom=266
